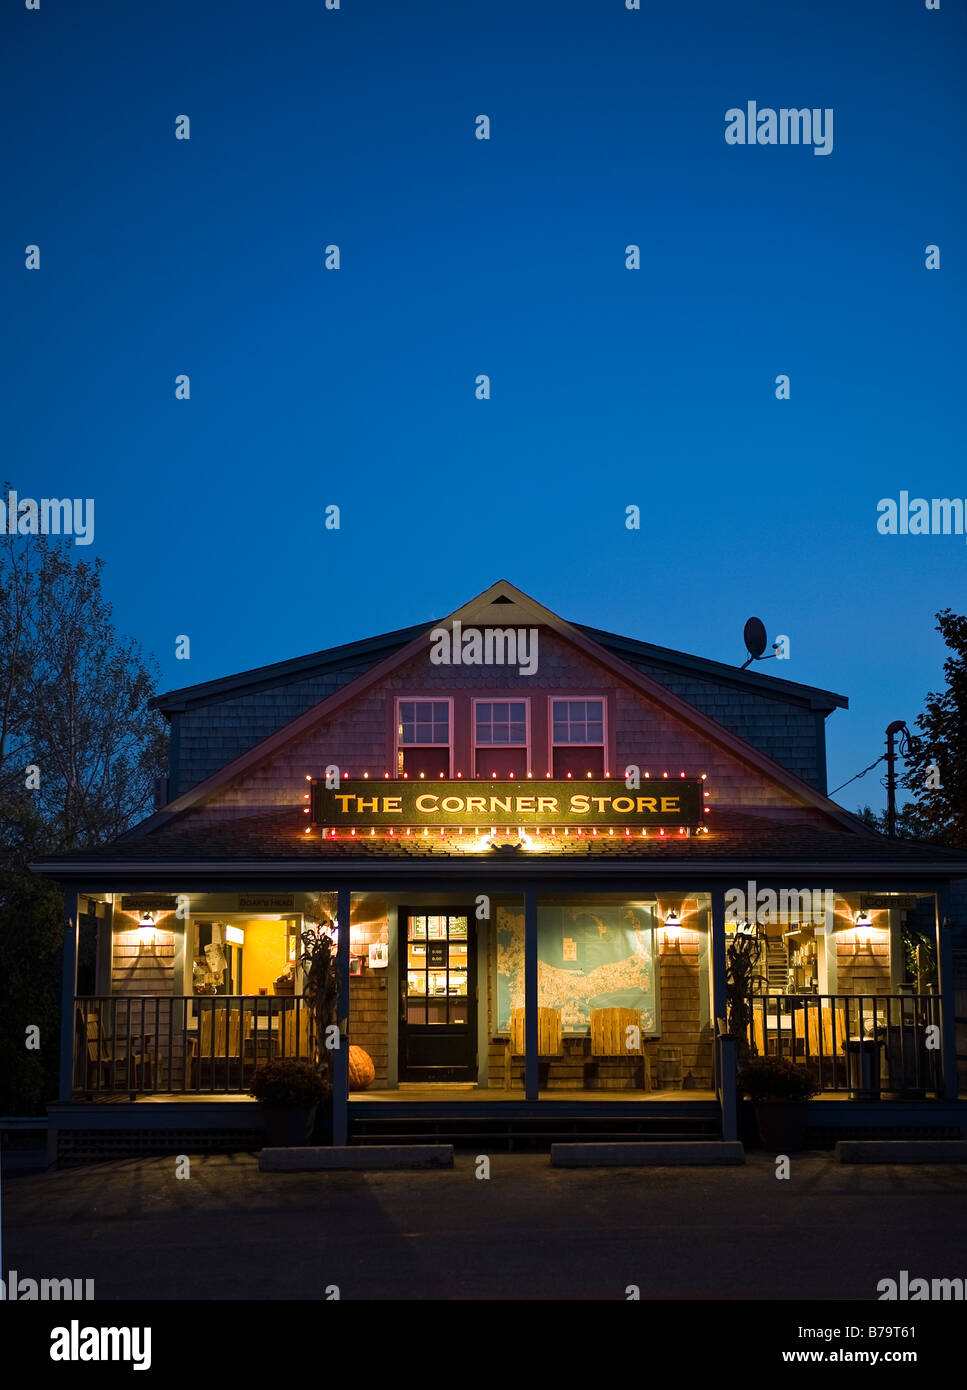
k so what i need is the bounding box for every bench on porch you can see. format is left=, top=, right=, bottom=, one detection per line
left=498, top=1007, right=650, bottom=1091
left=586, top=1007, right=649, bottom=1091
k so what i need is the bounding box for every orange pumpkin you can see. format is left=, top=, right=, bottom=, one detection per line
left=348, top=1044, right=376, bottom=1091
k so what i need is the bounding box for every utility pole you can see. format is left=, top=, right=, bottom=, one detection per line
left=885, top=720, right=910, bottom=838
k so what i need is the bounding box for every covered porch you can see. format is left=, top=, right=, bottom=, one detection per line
left=57, top=868, right=961, bottom=1131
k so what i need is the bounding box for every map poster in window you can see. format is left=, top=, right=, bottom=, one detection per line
left=496, top=904, right=657, bottom=1034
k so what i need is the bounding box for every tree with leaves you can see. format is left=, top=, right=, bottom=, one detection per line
left=895, top=610, right=967, bottom=850
left=0, top=525, right=167, bottom=1111
left=0, top=529, right=167, bottom=863
left=854, top=611, right=966, bottom=851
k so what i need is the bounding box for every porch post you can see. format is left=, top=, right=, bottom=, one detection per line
left=709, top=885, right=728, bottom=1035
left=333, top=886, right=352, bottom=1144
left=709, top=883, right=740, bottom=1139
left=718, top=1034, right=738, bottom=1142
left=935, top=887, right=958, bottom=1101
left=524, top=885, right=539, bottom=1101
left=59, top=888, right=79, bottom=1102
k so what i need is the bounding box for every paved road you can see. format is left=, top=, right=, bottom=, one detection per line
left=4, top=1152, right=967, bottom=1300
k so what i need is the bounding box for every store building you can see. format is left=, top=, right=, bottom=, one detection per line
left=37, top=582, right=967, bottom=1161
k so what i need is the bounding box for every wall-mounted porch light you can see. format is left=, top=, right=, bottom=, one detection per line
left=661, top=908, right=681, bottom=938
left=853, top=909, right=874, bottom=942
left=138, top=912, right=156, bottom=952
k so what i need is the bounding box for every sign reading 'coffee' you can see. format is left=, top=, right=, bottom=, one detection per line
left=312, top=779, right=703, bottom=828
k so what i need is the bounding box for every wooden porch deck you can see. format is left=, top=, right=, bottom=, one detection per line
left=352, top=1086, right=713, bottom=1102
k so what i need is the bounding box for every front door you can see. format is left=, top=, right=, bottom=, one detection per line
left=399, top=908, right=476, bottom=1082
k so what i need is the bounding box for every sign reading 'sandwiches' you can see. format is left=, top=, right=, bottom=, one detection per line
left=312, top=779, right=702, bottom=828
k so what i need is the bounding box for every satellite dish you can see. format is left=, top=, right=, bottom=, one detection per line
left=741, top=617, right=769, bottom=670
left=744, top=617, right=767, bottom=659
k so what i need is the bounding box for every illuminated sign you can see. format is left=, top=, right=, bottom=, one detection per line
left=311, top=779, right=703, bottom=828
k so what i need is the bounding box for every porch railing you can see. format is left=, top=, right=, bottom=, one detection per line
left=746, top=993, right=942, bottom=1096
left=73, top=996, right=316, bottom=1097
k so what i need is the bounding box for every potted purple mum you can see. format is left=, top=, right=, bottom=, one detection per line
left=250, top=1058, right=330, bottom=1147
left=738, top=1055, right=818, bottom=1151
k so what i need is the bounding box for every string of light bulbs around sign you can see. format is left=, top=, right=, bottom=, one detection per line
left=300, top=769, right=712, bottom=839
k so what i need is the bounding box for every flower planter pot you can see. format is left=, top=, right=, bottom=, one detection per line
left=262, top=1104, right=317, bottom=1148
left=310, top=1101, right=333, bottom=1146
left=753, top=1101, right=809, bottom=1152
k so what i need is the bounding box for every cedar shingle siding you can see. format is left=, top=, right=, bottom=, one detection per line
left=165, top=638, right=831, bottom=799
left=169, top=661, right=375, bottom=797
left=615, top=657, right=827, bottom=791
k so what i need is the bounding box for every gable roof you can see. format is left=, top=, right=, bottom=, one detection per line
left=129, top=580, right=871, bottom=842
left=152, top=621, right=431, bottom=713
left=578, top=624, right=846, bottom=713
left=153, top=585, right=846, bottom=716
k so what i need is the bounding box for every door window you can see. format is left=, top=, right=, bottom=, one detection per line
left=406, top=914, right=470, bottom=1025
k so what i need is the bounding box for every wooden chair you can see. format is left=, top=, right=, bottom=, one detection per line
left=75, top=1005, right=151, bottom=1095
left=509, top=1007, right=562, bottom=1088
left=195, top=1003, right=242, bottom=1087
left=75, top=1007, right=111, bottom=1093
left=511, top=1007, right=562, bottom=1058
left=791, top=1000, right=829, bottom=1088
left=819, top=1000, right=849, bottom=1088
left=792, top=1002, right=817, bottom=1058
left=198, top=1004, right=241, bottom=1056
left=283, top=1008, right=313, bottom=1057
left=589, top=1006, right=648, bottom=1091
left=752, top=1000, right=766, bottom=1056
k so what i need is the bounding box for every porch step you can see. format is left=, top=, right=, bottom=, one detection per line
left=349, top=1111, right=721, bottom=1151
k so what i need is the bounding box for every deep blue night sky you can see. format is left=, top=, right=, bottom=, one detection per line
left=3, top=0, right=964, bottom=811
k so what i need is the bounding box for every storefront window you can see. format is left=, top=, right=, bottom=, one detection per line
left=495, top=901, right=657, bottom=1035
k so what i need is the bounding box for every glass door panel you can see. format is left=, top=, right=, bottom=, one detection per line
left=399, top=907, right=477, bottom=1081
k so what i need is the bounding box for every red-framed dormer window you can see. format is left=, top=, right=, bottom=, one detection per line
left=396, top=698, right=453, bottom=778
left=549, top=697, right=606, bottom=777
left=473, top=698, right=530, bottom=778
